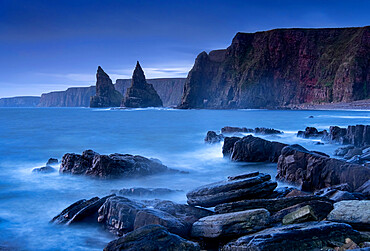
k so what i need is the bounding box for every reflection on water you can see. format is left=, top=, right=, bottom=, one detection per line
left=0, top=108, right=367, bottom=250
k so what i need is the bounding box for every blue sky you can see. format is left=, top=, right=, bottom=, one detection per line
left=0, top=0, right=369, bottom=97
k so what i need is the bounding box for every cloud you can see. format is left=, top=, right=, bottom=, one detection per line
left=110, top=65, right=192, bottom=80
left=35, top=72, right=95, bottom=83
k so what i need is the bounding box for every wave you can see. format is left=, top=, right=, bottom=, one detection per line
left=317, top=115, right=370, bottom=119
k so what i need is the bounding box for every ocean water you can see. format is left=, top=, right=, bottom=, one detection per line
left=0, top=107, right=369, bottom=250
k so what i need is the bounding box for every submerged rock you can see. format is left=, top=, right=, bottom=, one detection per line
left=204, top=131, right=224, bottom=143
left=221, top=126, right=282, bottom=135
left=46, top=158, right=58, bottom=165
left=297, top=127, right=327, bottom=139
left=59, top=150, right=172, bottom=179
left=191, top=209, right=270, bottom=238
left=187, top=172, right=277, bottom=208
left=113, top=187, right=180, bottom=198
left=32, top=165, right=56, bottom=173
left=122, top=62, right=163, bottom=108
left=221, top=126, right=252, bottom=134
left=104, top=225, right=200, bottom=251
left=90, top=66, right=123, bottom=108
left=222, top=221, right=362, bottom=251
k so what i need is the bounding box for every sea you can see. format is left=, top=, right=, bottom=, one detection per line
left=0, top=107, right=369, bottom=250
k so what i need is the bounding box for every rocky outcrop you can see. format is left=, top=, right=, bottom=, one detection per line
left=223, top=135, right=287, bottom=162
left=39, top=86, right=96, bottom=107
left=221, top=126, right=282, bottom=135
left=32, top=165, right=55, bottom=173
left=204, top=131, right=224, bottom=143
left=104, top=225, right=200, bottom=251
left=328, top=200, right=370, bottom=230
left=325, top=125, right=370, bottom=147
left=179, top=26, right=370, bottom=109
left=297, top=127, right=327, bottom=138
left=113, top=187, right=180, bottom=198
left=122, top=62, right=163, bottom=108
left=276, top=145, right=370, bottom=191
left=0, top=96, right=40, bottom=107
left=90, top=66, right=123, bottom=108
left=186, top=172, right=277, bottom=207
left=59, top=150, right=172, bottom=179
left=222, top=221, right=362, bottom=251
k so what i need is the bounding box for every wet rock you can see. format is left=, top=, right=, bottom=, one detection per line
left=344, top=148, right=363, bottom=160
left=187, top=172, right=277, bottom=208
left=327, top=200, right=370, bottom=230
left=335, top=145, right=355, bottom=156
left=204, top=131, right=224, bottom=143
left=325, top=125, right=370, bottom=147
left=59, top=150, right=172, bottom=179
left=104, top=225, right=200, bottom=251
left=355, top=180, right=370, bottom=199
left=314, top=184, right=361, bottom=202
left=191, top=209, right=270, bottom=238
left=297, top=127, right=327, bottom=138
left=122, top=62, right=163, bottom=108
left=134, top=209, right=188, bottom=237
left=267, top=187, right=295, bottom=199
left=276, top=144, right=370, bottom=192
left=98, top=196, right=146, bottom=236
left=228, top=135, right=287, bottom=162
left=254, top=127, right=282, bottom=135
left=46, top=158, right=58, bottom=165
left=32, top=165, right=56, bottom=173
left=335, top=238, right=360, bottom=250
left=215, top=195, right=328, bottom=214
left=222, top=137, right=240, bottom=157
left=285, top=189, right=311, bottom=197
left=222, top=221, right=361, bottom=251
left=271, top=200, right=333, bottom=223
left=113, top=188, right=180, bottom=198
left=221, top=126, right=252, bottom=134
left=282, top=205, right=317, bottom=225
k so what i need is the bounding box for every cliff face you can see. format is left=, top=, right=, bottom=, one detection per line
left=39, top=86, right=95, bottom=107
left=116, top=78, right=185, bottom=107
left=90, top=66, right=123, bottom=108
left=122, top=62, right=163, bottom=108
left=0, top=96, right=40, bottom=107
left=179, top=26, right=370, bottom=109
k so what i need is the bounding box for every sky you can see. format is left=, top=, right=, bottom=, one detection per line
left=0, top=0, right=369, bottom=97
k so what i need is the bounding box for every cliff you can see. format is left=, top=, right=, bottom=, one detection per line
left=39, top=86, right=95, bottom=107
left=122, top=62, right=163, bottom=108
left=0, top=96, right=40, bottom=107
left=179, top=26, right=370, bottom=109
left=90, top=66, right=123, bottom=108
left=116, top=78, right=185, bottom=107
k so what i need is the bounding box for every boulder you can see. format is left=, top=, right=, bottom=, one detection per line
left=90, top=66, right=123, bottom=108
left=187, top=172, right=277, bottom=208
left=254, top=127, right=282, bottom=135
left=32, top=165, right=56, bottom=173
left=228, top=135, right=287, bottom=162
left=222, top=137, right=240, bottom=157
left=191, top=209, right=270, bottom=238
left=267, top=187, right=295, bottom=199
left=282, top=205, right=317, bottom=225
left=215, top=195, right=329, bottom=214
left=204, top=131, right=224, bottom=143
left=104, top=225, right=200, bottom=251
left=59, top=150, right=172, bottom=178
left=297, top=127, right=327, bottom=138
left=122, top=61, right=163, bottom=108
left=314, top=184, right=362, bottom=202
left=327, top=200, right=370, bottom=230
left=276, top=145, right=370, bottom=191
left=222, top=221, right=362, bottom=251
left=355, top=180, right=370, bottom=199
left=221, top=126, right=252, bottom=134
left=46, top=158, right=58, bottom=165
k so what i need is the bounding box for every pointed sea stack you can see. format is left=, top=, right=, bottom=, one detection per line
left=122, top=62, right=163, bottom=108
left=90, top=66, right=123, bottom=108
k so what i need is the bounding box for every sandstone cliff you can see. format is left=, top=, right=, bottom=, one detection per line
left=122, top=62, right=163, bottom=108
left=39, top=86, right=95, bottom=107
left=179, top=26, right=370, bottom=109
left=90, top=66, right=123, bottom=108
left=0, top=96, right=40, bottom=107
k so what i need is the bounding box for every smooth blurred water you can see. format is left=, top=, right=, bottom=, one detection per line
left=0, top=107, right=369, bottom=250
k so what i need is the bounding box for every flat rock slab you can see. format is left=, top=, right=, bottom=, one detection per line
left=187, top=172, right=277, bottom=208
left=104, top=224, right=200, bottom=251
left=328, top=200, right=370, bottom=231
left=222, top=221, right=361, bottom=251
left=215, top=195, right=328, bottom=214
left=191, top=209, right=270, bottom=238
left=282, top=205, right=317, bottom=225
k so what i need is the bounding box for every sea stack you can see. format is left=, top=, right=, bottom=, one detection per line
left=122, top=61, right=163, bottom=108
left=90, top=66, right=123, bottom=108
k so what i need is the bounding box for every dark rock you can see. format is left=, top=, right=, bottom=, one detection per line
left=328, top=200, right=370, bottom=231
left=204, top=131, right=224, bottom=143
left=191, top=209, right=270, bottom=238
left=187, top=172, right=277, bottom=208
left=32, top=165, right=56, bottom=173
left=267, top=187, right=295, bottom=199
left=314, top=184, right=360, bottom=202
left=254, top=127, right=283, bottom=135
left=59, top=150, right=172, bottom=179
left=229, top=135, right=287, bottom=162
left=271, top=200, right=333, bottom=223
left=46, top=158, right=58, bottom=165
left=90, top=66, right=123, bottom=108
left=344, top=148, right=363, bottom=160
left=355, top=180, right=370, bottom=199
left=276, top=145, right=370, bottom=192
left=285, top=189, right=311, bottom=197
left=222, top=221, right=362, bottom=251
left=335, top=145, right=355, bottom=156
left=104, top=225, right=200, bottom=251
left=282, top=205, right=318, bottom=225
left=98, top=196, right=146, bottom=236
left=214, top=195, right=328, bottom=214
left=221, top=126, right=252, bottom=134
left=221, top=126, right=282, bottom=135
left=222, top=137, right=240, bottom=157
left=325, top=125, right=370, bottom=147
left=114, top=188, right=180, bottom=198
left=122, top=62, right=163, bottom=108
left=297, top=127, right=327, bottom=139
left=309, top=116, right=314, bottom=118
